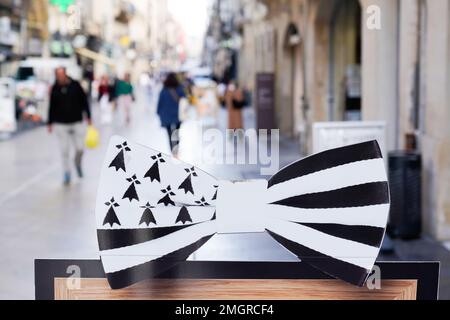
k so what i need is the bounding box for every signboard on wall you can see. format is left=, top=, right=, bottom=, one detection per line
left=255, top=73, right=275, bottom=130
left=313, top=121, right=386, bottom=158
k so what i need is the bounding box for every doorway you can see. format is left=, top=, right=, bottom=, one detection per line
left=328, top=0, right=362, bottom=121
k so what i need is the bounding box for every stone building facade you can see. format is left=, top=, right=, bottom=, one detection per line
left=238, top=0, right=450, bottom=241
left=79, top=0, right=180, bottom=79
left=0, top=0, right=49, bottom=76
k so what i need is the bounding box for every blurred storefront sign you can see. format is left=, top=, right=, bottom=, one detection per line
left=313, top=121, right=386, bottom=158
left=50, top=0, right=75, bottom=13
left=49, top=30, right=74, bottom=57
left=255, top=73, right=275, bottom=131
left=0, top=16, right=13, bottom=46
left=50, top=39, right=73, bottom=57
left=75, top=47, right=115, bottom=67
left=0, top=77, right=16, bottom=137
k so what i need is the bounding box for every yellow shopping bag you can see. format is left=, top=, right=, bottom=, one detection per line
left=85, top=126, right=100, bottom=149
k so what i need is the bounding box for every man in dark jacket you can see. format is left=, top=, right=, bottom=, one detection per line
left=48, top=67, right=92, bottom=185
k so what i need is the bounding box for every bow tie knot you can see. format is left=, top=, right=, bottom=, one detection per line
left=216, top=180, right=268, bottom=234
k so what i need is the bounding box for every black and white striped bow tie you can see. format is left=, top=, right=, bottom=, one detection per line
left=96, top=136, right=390, bottom=289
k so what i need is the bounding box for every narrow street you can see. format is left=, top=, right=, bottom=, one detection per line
left=1, top=0, right=449, bottom=302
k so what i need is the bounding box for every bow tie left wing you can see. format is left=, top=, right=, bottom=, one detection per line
left=265, top=141, right=390, bottom=286
left=95, top=136, right=218, bottom=289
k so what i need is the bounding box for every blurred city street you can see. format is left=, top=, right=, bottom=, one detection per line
left=0, top=0, right=449, bottom=301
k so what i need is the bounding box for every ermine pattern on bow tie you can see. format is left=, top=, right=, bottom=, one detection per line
left=96, top=136, right=389, bottom=289
left=97, top=137, right=218, bottom=290
left=101, top=142, right=217, bottom=228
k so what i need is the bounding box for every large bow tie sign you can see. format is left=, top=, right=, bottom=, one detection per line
left=96, top=136, right=390, bottom=289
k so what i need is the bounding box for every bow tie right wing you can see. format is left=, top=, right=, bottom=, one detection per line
left=265, top=141, right=390, bottom=286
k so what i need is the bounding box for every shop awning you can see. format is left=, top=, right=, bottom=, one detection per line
left=75, top=48, right=115, bottom=67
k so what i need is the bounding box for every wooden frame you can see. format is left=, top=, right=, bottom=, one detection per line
left=35, top=260, right=439, bottom=300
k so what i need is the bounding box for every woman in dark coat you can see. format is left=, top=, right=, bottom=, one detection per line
left=157, top=73, right=186, bottom=153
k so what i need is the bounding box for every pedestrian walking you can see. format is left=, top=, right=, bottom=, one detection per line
left=225, top=80, right=244, bottom=131
left=110, top=75, right=119, bottom=111
left=115, top=73, right=134, bottom=124
left=180, top=71, right=195, bottom=101
left=48, top=67, right=91, bottom=185
left=157, top=72, right=186, bottom=154
left=98, top=75, right=114, bottom=124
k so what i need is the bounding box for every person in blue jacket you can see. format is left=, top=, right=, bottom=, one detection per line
left=157, top=72, right=186, bottom=153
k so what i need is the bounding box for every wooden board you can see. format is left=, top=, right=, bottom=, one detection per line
left=35, top=260, right=439, bottom=300
left=54, top=278, right=417, bottom=300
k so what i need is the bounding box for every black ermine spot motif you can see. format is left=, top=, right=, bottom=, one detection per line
left=158, top=186, right=176, bottom=206
left=103, top=197, right=121, bottom=227
left=139, top=202, right=156, bottom=226
left=144, top=153, right=165, bottom=182
left=178, top=167, right=198, bottom=195
left=123, top=174, right=141, bottom=202
left=175, top=206, right=193, bottom=225
left=109, top=142, right=131, bottom=172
